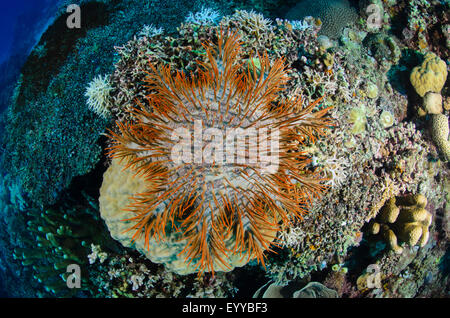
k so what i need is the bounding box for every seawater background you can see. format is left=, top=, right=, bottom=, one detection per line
left=0, top=0, right=61, bottom=116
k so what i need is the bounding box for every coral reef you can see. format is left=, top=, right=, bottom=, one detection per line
left=0, top=2, right=112, bottom=207
left=390, top=0, right=450, bottom=58
left=258, top=5, right=447, bottom=284
left=0, top=0, right=238, bottom=208
left=0, top=0, right=448, bottom=299
left=368, top=194, right=433, bottom=254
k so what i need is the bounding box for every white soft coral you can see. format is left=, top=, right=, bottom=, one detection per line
left=185, top=6, right=221, bottom=25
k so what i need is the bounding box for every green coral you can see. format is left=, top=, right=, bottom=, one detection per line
left=13, top=192, right=116, bottom=297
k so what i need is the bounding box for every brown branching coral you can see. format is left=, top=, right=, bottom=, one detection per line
left=106, top=30, right=332, bottom=275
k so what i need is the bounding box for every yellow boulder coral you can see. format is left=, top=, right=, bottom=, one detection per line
left=410, top=52, right=448, bottom=97
left=431, top=114, right=450, bottom=162
left=99, top=158, right=273, bottom=275
left=369, top=194, right=432, bottom=254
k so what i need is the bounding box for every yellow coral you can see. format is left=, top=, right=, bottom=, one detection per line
left=367, top=177, right=400, bottom=221
left=369, top=194, right=432, bottom=254
left=431, top=114, right=450, bottom=162
left=380, top=111, right=394, bottom=128
left=349, top=107, right=367, bottom=134
left=99, top=158, right=275, bottom=275
left=423, top=92, right=443, bottom=115
left=410, top=52, right=448, bottom=97
left=377, top=197, right=399, bottom=223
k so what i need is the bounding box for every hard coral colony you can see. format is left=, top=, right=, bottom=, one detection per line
left=107, top=31, right=332, bottom=274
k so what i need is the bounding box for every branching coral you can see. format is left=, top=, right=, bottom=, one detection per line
left=185, top=6, right=221, bottom=25
left=106, top=30, right=332, bottom=275
left=138, top=24, right=164, bottom=38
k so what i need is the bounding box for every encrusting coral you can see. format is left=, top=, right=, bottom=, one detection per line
left=103, top=30, right=332, bottom=275
left=368, top=194, right=432, bottom=254
left=408, top=52, right=448, bottom=161
left=2, top=0, right=449, bottom=299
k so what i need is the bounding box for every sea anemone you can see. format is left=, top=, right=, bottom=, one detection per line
left=107, top=30, right=332, bottom=274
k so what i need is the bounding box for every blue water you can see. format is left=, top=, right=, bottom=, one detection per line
left=0, top=0, right=61, bottom=116
left=0, top=2, right=20, bottom=65
left=0, top=0, right=60, bottom=64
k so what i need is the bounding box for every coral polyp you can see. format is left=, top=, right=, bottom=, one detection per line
left=107, top=31, right=332, bottom=274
